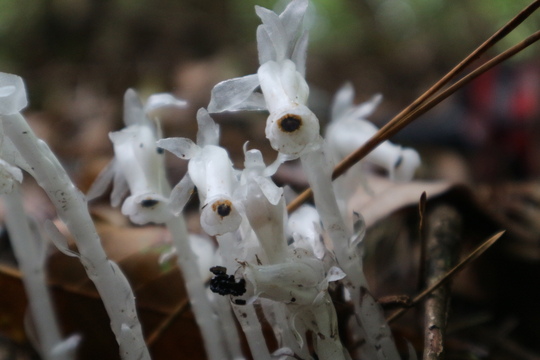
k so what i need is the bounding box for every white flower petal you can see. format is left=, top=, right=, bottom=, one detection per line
left=0, top=73, right=27, bottom=114
left=394, top=148, right=421, bottom=181
left=169, top=173, right=195, bottom=216
left=291, top=31, right=309, bottom=76
left=208, top=74, right=265, bottom=113
left=195, top=108, right=220, bottom=147
left=111, top=169, right=129, bottom=207
left=326, top=266, right=346, bottom=282
left=257, top=25, right=276, bottom=65
left=157, top=137, right=198, bottom=160
left=280, top=60, right=309, bottom=105
left=121, top=192, right=172, bottom=225
left=258, top=61, right=291, bottom=113
left=110, top=124, right=167, bottom=196
left=347, top=93, right=383, bottom=121
left=144, top=93, right=187, bottom=112
left=86, top=159, right=116, bottom=201
left=279, top=0, right=308, bottom=42
left=123, top=89, right=146, bottom=127
left=255, top=6, right=288, bottom=61
left=254, top=175, right=282, bottom=206
left=330, top=83, right=355, bottom=122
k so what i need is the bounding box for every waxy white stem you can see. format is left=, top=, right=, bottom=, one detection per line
left=3, top=113, right=150, bottom=360
left=3, top=184, right=74, bottom=360
left=166, top=216, right=233, bottom=360
left=300, top=145, right=400, bottom=359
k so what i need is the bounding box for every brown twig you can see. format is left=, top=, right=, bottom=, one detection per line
left=417, top=192, right=428, bottom=291
left=286, top=1, right=540, bottom=213
left=422, top=205, right=461, bottom=360
left=145, top=298, right=190, bottom=346
left=387, top=230, right=504, bottom=324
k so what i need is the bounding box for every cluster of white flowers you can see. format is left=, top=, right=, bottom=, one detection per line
left=0, top=0, right=422, bottom=359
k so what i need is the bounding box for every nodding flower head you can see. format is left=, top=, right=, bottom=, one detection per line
left=88, top=89, right=187, bottom=225
left=201, top=195, right=242, bottom=236
left=258, top=60, right=319, bottom=157
left=326, top=83, right=421, bottom=181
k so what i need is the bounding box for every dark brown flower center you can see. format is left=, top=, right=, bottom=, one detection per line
left=278, top=114, right=302, bottom=133
left=212, top=200, right=233, bottom=217
left=140, top=199, right=159, bottom=208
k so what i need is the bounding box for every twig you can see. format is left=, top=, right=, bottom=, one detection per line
left=422, top=205, right=461, bottom=360
left=384, top=0, right=540, bottom=123
left=417, top=192, right=428, bottom=290
left=145, top=298, right=190, bottom=346
left=286, top=1, right=540, bottom=213
left=378, top=30, right=540, bottom=141
left=387, top=230, right=505, bottom=324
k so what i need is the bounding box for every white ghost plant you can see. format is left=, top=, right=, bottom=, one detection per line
left=158, top=108, right=242, bottom=236
left=209, top=0, right=319, bottom=158
left=326, top=83, right=421, bottom=181
left=0, top=72, right=151, bottom=360
left=88, top=89, right=187, bottom=224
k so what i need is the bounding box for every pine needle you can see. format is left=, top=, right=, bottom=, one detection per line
left=386, top=230, right=505, bottom=324
left=287, top=0, right=540, bottom=213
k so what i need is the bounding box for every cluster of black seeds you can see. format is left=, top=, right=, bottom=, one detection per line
left=209, top=266, right=247, bottom=297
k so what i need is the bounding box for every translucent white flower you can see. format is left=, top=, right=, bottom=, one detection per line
left=158, top=108, right=242, bottom=236
left=88, top=89, right=187, bottom=225
left=259, top=59, right=319, bottom=156
left=240, top=248, right=344, bottom=306
left=326, top=83, right=421, bottom=181
left=208, top=0, right=317, bottom=157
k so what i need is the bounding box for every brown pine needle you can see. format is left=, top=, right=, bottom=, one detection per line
left=392, top=0, right=540, bottom=119
left=286, top=0, right=540, bottom=214
left=381, top=30, right=540, bottom=142
left=386, top=230, right=505, bottom=324
left=145, top=298, right=190, bottom=346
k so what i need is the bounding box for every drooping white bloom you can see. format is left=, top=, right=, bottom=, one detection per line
left=208, top=0, right=318, bottom=158
left=158, top=108, right=242, bottom=236
left=88, top=89, right=187, bottom=225
left=326, top=83, right=421, bottom=181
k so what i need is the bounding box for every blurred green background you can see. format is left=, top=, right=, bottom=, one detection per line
left=1, top=0, right=539, bottom=183
left=1, top=0, right=538, bottom=107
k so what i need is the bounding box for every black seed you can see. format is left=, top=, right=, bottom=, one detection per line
left=217, top=204, right=231, bottom=217
left=210, top=270, right=247, bottom=297
left=140, top=199, right=159, bottom=207
left=291, top=297, right=296, bottom=303
left=278, top=115, right=302, bottom=132
left=235, top=299, right=246, bottom=305
left=156, top=147, right=164, bottom=154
